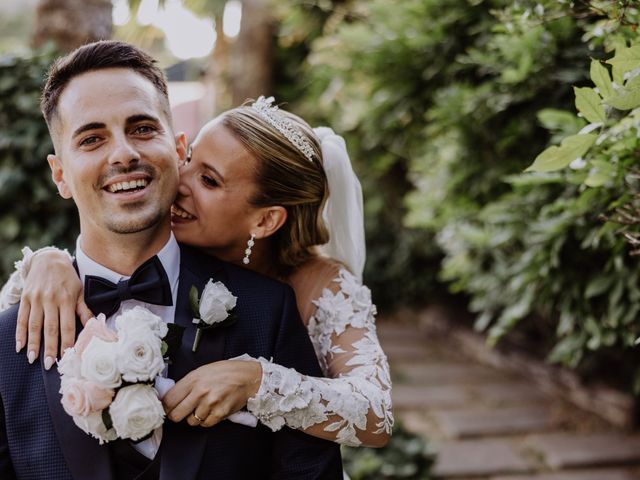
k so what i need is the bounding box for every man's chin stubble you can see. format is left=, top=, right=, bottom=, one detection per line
left=105, top=210, right=167, bottom=235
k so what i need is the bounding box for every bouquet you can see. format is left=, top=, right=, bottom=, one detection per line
left=58, top=306, right=177, bottom=444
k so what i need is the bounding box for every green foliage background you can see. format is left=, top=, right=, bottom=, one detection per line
left=273, top=0, right=640, bottom=390
left=0, top=47, right=78, bottom=278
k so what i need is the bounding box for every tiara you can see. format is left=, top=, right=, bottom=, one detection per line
left=251, top=96, right=315, bottom=162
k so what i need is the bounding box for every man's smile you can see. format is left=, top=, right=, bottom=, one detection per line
left=102, top=173, right=152, bottom=197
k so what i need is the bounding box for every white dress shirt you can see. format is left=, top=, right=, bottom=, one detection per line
left=75, top=233, right=181, bottom=459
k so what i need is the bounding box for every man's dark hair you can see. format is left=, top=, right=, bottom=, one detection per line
left=41, top=40, right=170, bottom=127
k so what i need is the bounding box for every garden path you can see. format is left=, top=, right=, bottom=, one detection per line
left=380, top=309, right=640, bottom=480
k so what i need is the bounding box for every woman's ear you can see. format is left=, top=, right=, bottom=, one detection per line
left=47, top=154, right=72, bottom=199
left=253, top=206, right=287, bottom=240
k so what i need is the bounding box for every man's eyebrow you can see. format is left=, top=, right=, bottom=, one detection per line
left=126, top=114, right=161, bottom=125
left=72, top=122, right=105, bottom=139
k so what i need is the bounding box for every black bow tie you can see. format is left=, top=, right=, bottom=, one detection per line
left=84, top=256, right=173, bottom=318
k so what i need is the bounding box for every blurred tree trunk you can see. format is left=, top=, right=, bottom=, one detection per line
left=207, top=13, right=232, bottom=114
left=32, top=0, right=113, bottom=52
left=229, top=0, right=274, bottom=105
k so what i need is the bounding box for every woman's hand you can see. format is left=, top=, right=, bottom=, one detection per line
left=163, top=360, right=262, bottom=427
left=16, top=250, right=93, bottom=368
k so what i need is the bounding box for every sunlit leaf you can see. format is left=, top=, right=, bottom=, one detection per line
left=605, top=86, right=640, bottom=110
left=584, top=170, right=610, bottom=187
left=574, top=87, right=605, bottom=124
left=590, top=59, right=614, bottom=99
left=526, top=134, right=597, bottom=172
left=606, top=45, right=640, bottom=84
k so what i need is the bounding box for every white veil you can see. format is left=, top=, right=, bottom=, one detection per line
left=313, top=127, right=366, bottom=280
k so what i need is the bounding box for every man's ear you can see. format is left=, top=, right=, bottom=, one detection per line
left=175, top=132, right=187, bottom=165
left=47, top=154, right=72, bottom=199
left=254, top=206, right=288, bottom=240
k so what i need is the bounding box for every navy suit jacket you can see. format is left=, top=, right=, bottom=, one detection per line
left=0, top=244, right=342, bottom=479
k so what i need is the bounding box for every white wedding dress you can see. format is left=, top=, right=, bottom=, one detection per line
left=0, top=253, right=393, bottom=447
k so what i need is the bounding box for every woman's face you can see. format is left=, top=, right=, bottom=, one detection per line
left=171, top=119, right=261, bottom=261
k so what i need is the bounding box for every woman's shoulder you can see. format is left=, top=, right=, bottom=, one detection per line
left=295, top=256, right=343, bottom=282
left=291, top=255, right=361, bottom=295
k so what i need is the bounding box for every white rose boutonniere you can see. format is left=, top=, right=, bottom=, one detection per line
left=190, top=279, right=237, bottom=352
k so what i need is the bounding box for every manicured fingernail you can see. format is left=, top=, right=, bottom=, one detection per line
left=28, top=350, right=36, bottom=364
left=15, top=341, right=22, bottom=353
left=44, top=356, right=55, bottom=371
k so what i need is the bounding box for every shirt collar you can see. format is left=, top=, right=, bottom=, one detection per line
left=75, top=233, right=180, bottom=295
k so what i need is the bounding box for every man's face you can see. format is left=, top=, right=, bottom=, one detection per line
left=48, top=68, right=183, bottom=238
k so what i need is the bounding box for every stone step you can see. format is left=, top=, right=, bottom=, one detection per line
left=393, top=385, right=474, bottom=410
left=376, top=322, right=423, bottom=342
left=433, top=438, right=534, bottom=478
left=470, top=383, right=549, bottom=407
left=432, top=406, right=555, bottom=439
left=379, top=317, right=640, bottom=480
left=393, top=382, right=550, bottom=411
left=381, top=342, right=445, bottom=362
left=392, top=362, right=511, bottom=386
left=524, top=432, right=640, bottom=470
left=492, top=468, right=640, bottom=480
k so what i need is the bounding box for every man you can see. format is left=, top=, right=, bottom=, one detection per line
left=0, top=40, right=342, bottom=479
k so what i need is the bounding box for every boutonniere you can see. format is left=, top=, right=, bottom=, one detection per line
left=190, top=279, right=238, bottom=352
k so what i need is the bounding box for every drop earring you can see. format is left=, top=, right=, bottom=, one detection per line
left=243, top=233, right=256, bottom=265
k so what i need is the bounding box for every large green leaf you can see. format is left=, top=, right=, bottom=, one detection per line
left=590, top=59, right=614, bottom=99
left=526, top=134, right=597, bottom=172
left=606, top=45, right=640, bottom=84
left=605, top=86, right=640, bottom=110
left=584, top=170, right=610, bottom=187
left=574, top=87, right=605, bottom=124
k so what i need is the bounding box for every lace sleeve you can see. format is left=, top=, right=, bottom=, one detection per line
left=246, top=269, right=393, bottom=447
left=0, top=270, right=22, bottom=311
left=0, top=247, right=73, bottom=311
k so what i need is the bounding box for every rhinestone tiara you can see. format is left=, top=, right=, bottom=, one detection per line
left=251, top=96, right=315, bottom=162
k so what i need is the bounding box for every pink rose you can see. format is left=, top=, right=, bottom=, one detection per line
left=61, top=378, right=114, bottom=417
left=75, top=314, right=117, bottom=355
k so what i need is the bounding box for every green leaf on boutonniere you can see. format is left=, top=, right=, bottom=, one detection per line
left=189, top=285, right=200, bottom=315
left=102, top=409, right=113, bottom=431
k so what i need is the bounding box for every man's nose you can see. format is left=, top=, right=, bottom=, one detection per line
left=109, top=135, right=140, bottom=166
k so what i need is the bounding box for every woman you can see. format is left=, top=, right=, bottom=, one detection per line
left=1, top=97, right=393, bottom=447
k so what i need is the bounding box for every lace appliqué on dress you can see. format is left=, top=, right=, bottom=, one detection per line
left=246, top=269, right=393, bottom=446
left=0, top=247, right=74, bottom=311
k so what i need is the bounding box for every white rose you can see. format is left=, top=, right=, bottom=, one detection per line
left=72, top=411, right=117, bottom=445
left=58, top=347, right=82, bottom=378
left=80, top=337, right=122, bottom=389
left=117, top=328, right=165, bottom=383
left=115, top=306, right=168, bottom=340
left=109, top=384, right=165, bottom=441
left=197, top=280, right=237, bottom=326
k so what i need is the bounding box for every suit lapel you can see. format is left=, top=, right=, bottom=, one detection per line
left=42, top=318, right=114, bottom=480
left=161, top=245, right=227, bottom=480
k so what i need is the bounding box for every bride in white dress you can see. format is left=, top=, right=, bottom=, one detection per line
left=1, top=97, right=393, bottom=448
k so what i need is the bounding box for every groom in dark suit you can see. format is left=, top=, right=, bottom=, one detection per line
left=0, top=41, right=342, bottom=479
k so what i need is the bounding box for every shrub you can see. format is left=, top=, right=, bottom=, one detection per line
left=0, top=47, right=78, bottom=283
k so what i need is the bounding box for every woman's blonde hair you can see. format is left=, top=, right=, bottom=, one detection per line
left=220, top=104, right=330, bottom=275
